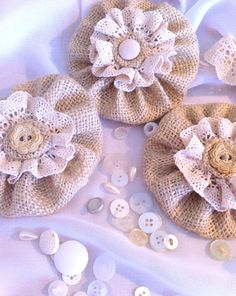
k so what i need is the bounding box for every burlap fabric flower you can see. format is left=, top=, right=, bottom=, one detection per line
left=69, top=0, right=199, bottom=124
left=143, top=104, right=236, bottom=239
left=0, top=75, right=103, bottom=217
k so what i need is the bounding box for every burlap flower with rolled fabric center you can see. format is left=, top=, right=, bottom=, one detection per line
left=0, top=75, right=103, bottom=217
left=143, top=104, right=236, bottom=239
left=69, top=0, right=199, bottom=124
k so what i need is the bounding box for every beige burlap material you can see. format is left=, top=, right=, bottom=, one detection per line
left=0, top=75, right=103, bottom=217
left=143, top=104, right=236, bottom=239
left=68, top=0, right=199, bottom=124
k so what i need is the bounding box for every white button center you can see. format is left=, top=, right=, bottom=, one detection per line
left=118, top=39, right=140, bottom=60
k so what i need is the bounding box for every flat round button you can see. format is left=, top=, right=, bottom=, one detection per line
left=129, top=228, right=148, bottom=247
left=39, top=229, right=60, bottom=255
left=149, top=230, right=167, bottom=252
left=144, top=122, right=158, bottom=137
left=87, top=198, right=104, bottom=214
left=111, top=169, right=129, bottom=188
left=87, top=280, right=108, bottom=296
left=209, top=240, right=232, bottom=261
left=62, top=273, right=81, bottom=286
left=103, top=153, right=130, bottom=174
left=48, top=280, right=68, bottom=296
left=74, top=293, right=87, bottom=296
left=119, top=39, right=141, bottom=60
left=164, top=234, right=178, bottom=250
left=110, top=199, right=130, bottom=218
left=134, top=286, right=150, bottom=296
left=112, top=212, right=138, bottom=233
left=113, top=127, right=129, bottom=140
left=54, top=240, right=89, bottom=276
left=129, top=192, right=153, bottom=215
left=93, top=255, right=116, bottom=282
left=138, top=212, right=162, bottom=234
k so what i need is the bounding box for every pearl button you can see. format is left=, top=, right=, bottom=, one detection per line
left=113, top=127, right=129, bottom=140
left=87, top=198, right=104, bottom=214
left=103, top=182, right=121, bottom=195
left=138, top=212, right=162, bottom=234
left=128, top=228, right=148, bottom=247
left=112, top=212, right=139, bottom=233
left=111, top=169, right=129, bottom=188
left=62, top=273, right=81, bottom=286
left=19, top=231, right=38, bottom=241
left=103, top=153, right=130, bottom=175
left=209, top=240, right=232, bottom=261
left=110, top=199, right=130, bottom=218
left=134, top=286, right=150, bottom=296
left=48, top=280, right=68, bottom=296
left=129, top=192, right=153, bottom=215
left=149, top=230, right=167, bottom=252
left=129, top=166, right=137, bottom=182
left=119, top=39, right=141, bottom=60
left=87, top=280, right=108, bottom=296
left=93, top=254, right=116, bottom=282
left=39, top=229, right=60, bottom=255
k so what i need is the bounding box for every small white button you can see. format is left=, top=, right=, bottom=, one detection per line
left=119, top=39, right=141, bottom=60
left=134, top=286, right=150, bottom=296
left=87, top=198, right=104, bottom=214
left=138, top=212, right=162, bottom=234
left=48, top=280, right=68, bottom=296
left=144, top=122, right=158, bottom=137
left=149, top=230, right=167, bottom=252
left=111, top=169, right=129, bottom=188
left=113, top=127, right=129, bottom=140
left=87, top=280, right=108, bottom=296
left=129, top=166, right=137, bottom=182
left=103, top=182, right=121, bottom=195
left=19, top=231, right=38, bottom=241
left=112, top=212, right=138, bottom=233
left=110, top=199, right=130, bottom=218
left=164, top=234, right=178, bottom=250
left=103, top=153, right=130, bottom=175
left=54, top=240, right=89, bottom=276
left=129, top=192, right=153, bottom=214
left=73, top=293, right=87, bottom=296
left=39, top=229, right=60, bottom=255
left=93, top=254, right=116, bottom=282
left=62, top=273, right=81, bottom=286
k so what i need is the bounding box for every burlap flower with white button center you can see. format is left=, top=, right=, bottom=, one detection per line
left=69, top=0, right=199, bottom=124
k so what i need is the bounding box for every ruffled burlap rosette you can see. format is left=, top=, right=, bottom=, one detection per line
left=0, top=75, right=103, bottom=217
left=143, top=104, right=236, bottom=239
left=69, top=0, right=199, bottom=124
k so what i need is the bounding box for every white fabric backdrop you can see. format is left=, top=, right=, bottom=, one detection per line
left=1, top=1, right=236, bottom=295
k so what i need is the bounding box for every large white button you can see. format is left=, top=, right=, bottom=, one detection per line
left=209, top=240, right=232, bottom=261
left=119, top=39, right=141, bottom=60
left=110, top=199, right=130, bottom=218
left=87, top=198, right=104, bottom=214
left=134, top=286, right=150, bottom=296
left=93, top=254, right=116, bottom=282
left=113, top=127, right=129, bottom=140
left=87, top=280, right=108, bottom=296
left=149, top=230, right=167, bottom=252
left=62, top=273, right=81, bottom=286
left=103, top=153, right=130, bottom=175
left=73, top=293, right=87, bottom=296
left=39, top=229, right=60, bottom=255
left=164, top=234, right=178, bottom=250
left=111, top=169, right=129, bottom=188
left=138, top=212, right=162, bottom=234
left=129, top=192, right=153, bottom=214
left=54, top=240, right=89, bottom=276
left=112, top=212, right=138, bottom=233
left=48, top=280, right=68, bottom=296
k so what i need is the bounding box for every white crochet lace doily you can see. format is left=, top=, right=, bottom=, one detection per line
left=0, top=91, right=75, bottom=184
left=174, top=117, right=236, bottom=212
left=204, top=34, right=236, bottom=85
left=89, top=7, right=176, bottom=92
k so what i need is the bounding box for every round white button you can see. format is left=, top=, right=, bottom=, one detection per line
left=119, top=39, right=141, bottom=60
left=110, top=199, right=130, bottom=218
left=144, top=122, right=158, bottom=137
left=164, top=234, right=178, bottom=250
left=74, top=292, right=87, bottom=296
left=54, top=240, right=89, bottom=276
left=134, top=286, right=150, bottom=296
left=111, top=169, right=129, bottom=188
left=113, top=127, right=129, bottom=140
left=129, top=192, right=153, bottom=215
left=149, top=230, right=167, bottom=252
left=209, top=240, right=232, bottom=261
left=93, top=254, right=116, bottom=282
left=112, top=212, right=138, bottom=233
left=39, top=229, right=60, bottom=255
left=103, top=153, right=130, bottom=175
left=138, top=212, right=162, bottom=234
left=87, top=280, right=108, bottom=296
left=48, top=280, right=68, bottom=296
left=87, top=198, right=104, bottom=214
left=62, top=273, right=81, bottom=286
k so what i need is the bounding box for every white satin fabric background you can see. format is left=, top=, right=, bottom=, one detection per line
left=1, top=1, right=236, bottom=295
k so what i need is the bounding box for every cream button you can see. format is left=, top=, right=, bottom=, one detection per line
left=103, top=153, right=130, bottom=174
left=110, top=199, right=130, bottom=218
left=111, top=169, right=129, bottom=188
left=144, top=122, right=158, bottom=137
left=134, top=286, right=150, bottom=296
left=209, top=240, right=232, bottom=261
left=149, top=230, right=167, bottom=252
left=164, top=234, right=178, bottom=250
left=48, top=280, right=68, bottom=296
left=113, top=127, right=129, bottom=140
left=93, top=255, right=116, bottom=282
left=138, top=212, right=162, bottom=234
left=129, top=228, right=148, bottom=247
left=129, top=192, right=153, bottom=214
left=119, top=39, right=141, bottom=60
left=39, top=229, right=60, bottom=255
left=112, top=212, right=138, bottom=233
left=62, top=273, right=81, bottom=286
left=54, top=240, right=89, bottom=276
left=87, top=280, right=108, bottom=296
left=87, top=198, right=104, bottom=214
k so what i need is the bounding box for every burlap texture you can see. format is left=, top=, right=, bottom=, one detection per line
left=0, top=75, right=103, bottom=217
left=68, top=0, right=199, bottom=124
left=143, top=103, right=236, bottom=239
